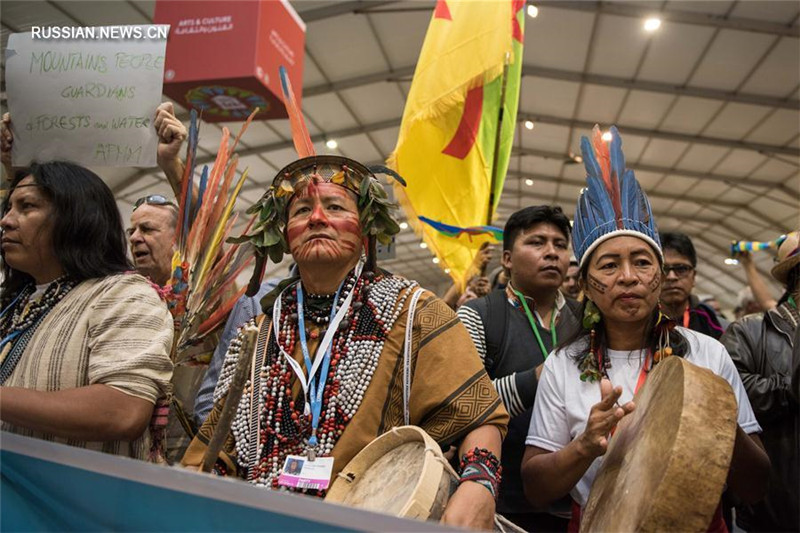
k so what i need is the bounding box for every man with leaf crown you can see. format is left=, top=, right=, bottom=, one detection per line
left=181, top=69, right=508, bottom=530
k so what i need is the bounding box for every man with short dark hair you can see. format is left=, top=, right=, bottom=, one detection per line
left=458, top=205, right=581, bottom=531
left=660, top=231, right=724, bottom=339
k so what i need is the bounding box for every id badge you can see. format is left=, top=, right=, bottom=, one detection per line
left=277, top=454, right=334, bottom=490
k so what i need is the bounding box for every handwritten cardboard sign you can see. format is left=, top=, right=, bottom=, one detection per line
left=5, top=25, right=169, bottom=167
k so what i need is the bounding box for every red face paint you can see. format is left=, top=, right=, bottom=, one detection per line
left=287, top=183, right=362, bottom=265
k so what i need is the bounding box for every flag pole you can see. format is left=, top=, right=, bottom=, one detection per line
left=487, top=52, right=511, bottom=226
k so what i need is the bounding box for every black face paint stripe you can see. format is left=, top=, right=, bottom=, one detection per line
left=588, top=274, right=607, bottom=294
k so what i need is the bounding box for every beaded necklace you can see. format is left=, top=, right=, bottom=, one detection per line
left=0, top=277, right=77, bottom=381
left=216, top=268, right=418, bottom=492
left=303, top=294, right=336, bottom=324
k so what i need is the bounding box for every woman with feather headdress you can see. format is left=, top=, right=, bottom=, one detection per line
left=521, top=127, right=770, bottom=532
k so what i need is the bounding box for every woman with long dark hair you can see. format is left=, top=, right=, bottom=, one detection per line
left=0, top=162, right=173, bottom=460
left=521, top=127, right=770, bottom=531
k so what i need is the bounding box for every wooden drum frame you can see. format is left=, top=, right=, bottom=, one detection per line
left=326, top=425, right=458, bottom=521
left=581, top=357, right=738, bottom=533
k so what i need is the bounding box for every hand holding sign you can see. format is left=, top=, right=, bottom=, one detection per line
left=5, top=25, right=169, bottom=168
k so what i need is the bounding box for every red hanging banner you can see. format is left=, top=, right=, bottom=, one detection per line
left=154, top=0, right=306, bottom=122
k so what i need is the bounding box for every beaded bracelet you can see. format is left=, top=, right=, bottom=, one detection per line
left=458, top=447, right=502, bottom=500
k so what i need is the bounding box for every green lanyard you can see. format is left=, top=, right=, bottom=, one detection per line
left=789, top=296, right=797, bottom=309
left=512, top=288, right=557, bottom=359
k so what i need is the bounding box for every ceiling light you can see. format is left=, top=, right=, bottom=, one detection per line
left=420, top=242, right=428, bottom=249
left=644, top=17, right=661, bottom=32
left=565, top=152, right=583, bottom=166
left=524, top=120, right=535, bottom=130
left=527, top=4, right=538, bottom=18
left=325, top=139, right=338, bottom=150
left=525, top=178, right=534, bottom=186
left=399, top=222, right=409, bottom=230
left=601, top=131, right=612, bottom=142
left=432, top=257, right=440, bottom=264
left=724, top=258, right=739, bottom=266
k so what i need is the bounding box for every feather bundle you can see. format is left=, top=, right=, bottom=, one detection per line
left=164, top=108, right=259, bottom=364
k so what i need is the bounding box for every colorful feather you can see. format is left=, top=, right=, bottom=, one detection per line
left=162, top=114, right=258, bottom=364
left=176, top=110, right=199, bottom=250
left=279, top=65, right=315, bottom=158
left=573, top=125, right=660, bottom=266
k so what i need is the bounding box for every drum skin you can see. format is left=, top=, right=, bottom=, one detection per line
left=581, top=357, right=738, bottom=533
left=325, top=426, right=457, bottom=521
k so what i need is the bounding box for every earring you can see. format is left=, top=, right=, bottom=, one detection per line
left=579, top=329, right=603, bottom=383
left=653, top=309, right=674, bottom=363
left=582, top=299, right=601, bottom=330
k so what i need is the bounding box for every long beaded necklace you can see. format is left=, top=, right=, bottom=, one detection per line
left=0, top=277, right=77, bottom=382
left=217, top=267, right=418, bottom=492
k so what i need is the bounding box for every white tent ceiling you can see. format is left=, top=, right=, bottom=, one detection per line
left=2, top=0, right=799, bottom=309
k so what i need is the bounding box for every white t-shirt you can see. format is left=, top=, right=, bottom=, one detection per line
left=525, top=327, right=761, bottom=507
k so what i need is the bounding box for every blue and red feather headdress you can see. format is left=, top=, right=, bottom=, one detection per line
left=572, top=126, right=661, bottom=267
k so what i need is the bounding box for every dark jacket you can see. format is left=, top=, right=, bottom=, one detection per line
left=687, top=294, right=726, bottom=339
left=721, top=305, right=799, bottom=532
left=463, top=290, right=581, bottom=517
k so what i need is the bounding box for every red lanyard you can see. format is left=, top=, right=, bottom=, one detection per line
left=634, top=351, right=650, bottom=395
left=610, top=351, right=650, bottom=438
left=682, top=307, right=690, bottom=328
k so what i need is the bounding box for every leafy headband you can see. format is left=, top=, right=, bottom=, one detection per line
left=233, top=67, right=406, bottom=295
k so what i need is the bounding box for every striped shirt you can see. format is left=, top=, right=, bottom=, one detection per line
left=2, top=273, right=174, bottom=460
left=457, top=289, right=566, bottom=418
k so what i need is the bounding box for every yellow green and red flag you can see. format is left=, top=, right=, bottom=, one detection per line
left=388, top=0, right=525, bottom=287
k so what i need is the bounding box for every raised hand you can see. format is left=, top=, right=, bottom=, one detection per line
left=154, top=102, right=188, bottom=166
left=577, top=378, right=635, bottom=458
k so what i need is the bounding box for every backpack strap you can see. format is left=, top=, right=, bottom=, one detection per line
left=483, top=289, right=509, bottom=376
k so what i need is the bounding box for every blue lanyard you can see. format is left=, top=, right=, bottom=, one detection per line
left=0, top=291, right=30, bottom=361
left=296, top=282, right=344, bottom=447
left=0, top=291, right=27, bottom=321
left=0, top=330, right=23, bottom=357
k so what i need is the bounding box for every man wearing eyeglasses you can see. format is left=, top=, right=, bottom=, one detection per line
left=660, top=232, right=725, bottom=339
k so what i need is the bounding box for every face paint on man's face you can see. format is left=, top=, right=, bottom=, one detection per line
left=286, top=183, right=362, bottom=264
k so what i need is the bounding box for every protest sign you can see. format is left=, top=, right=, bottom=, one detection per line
left=5, top=25, right=169, bottom=167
